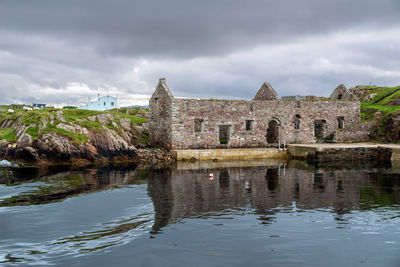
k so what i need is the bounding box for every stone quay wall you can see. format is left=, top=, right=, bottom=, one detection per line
left=169, top=98, right=359, bottom=149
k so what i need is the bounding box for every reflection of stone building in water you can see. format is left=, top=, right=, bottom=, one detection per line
left=149, top=79, right=360, bottom=149
left=147, top=162, right=400, bottom=232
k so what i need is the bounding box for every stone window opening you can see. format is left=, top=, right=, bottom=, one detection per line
left=219, top=125, right=230, bottom=144
left=104, top=102, right=106, bottom=106
left=250, top=103, right=254, bottom=112
left=293, top=114, right=301, bottom=129
left=337, top=116, right=345, bottom=129
left=111, top=102, right=114, bottom=106
left=245, top=120, right=253, bottom=131
left=194, top=118, right=204, bottom=133
left=266, top=120, right=279, bottom=144
left=338, top=94, right=343, bottom=100
left=314, top=119, right=327, bottom=138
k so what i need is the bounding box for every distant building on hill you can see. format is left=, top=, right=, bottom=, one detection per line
left=33, top=103, right=46, bottom=109
left=80, top=94, right=118, bottom=111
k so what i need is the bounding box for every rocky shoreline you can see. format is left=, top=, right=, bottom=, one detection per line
left=0, top=146, right=176, bottom=167
left=0, top=107, right=176, bottom=167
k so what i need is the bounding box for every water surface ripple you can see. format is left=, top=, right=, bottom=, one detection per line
left=0, top=160, right=399, bottom=266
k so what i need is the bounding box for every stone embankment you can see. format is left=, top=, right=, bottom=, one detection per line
left=288, top=143, right=400, bottom=165
left=172, top=148, right=288, bottom=161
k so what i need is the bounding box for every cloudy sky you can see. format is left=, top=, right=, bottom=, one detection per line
left=1, top=0, right=400, bottom=107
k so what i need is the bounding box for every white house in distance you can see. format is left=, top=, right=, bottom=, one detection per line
left=80, top=94, right=118, bottom=111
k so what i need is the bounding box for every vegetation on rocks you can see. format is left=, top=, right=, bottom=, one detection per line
left=0, top=106, right=151, bottom=163
left=338, top=85, right=400, bottom=143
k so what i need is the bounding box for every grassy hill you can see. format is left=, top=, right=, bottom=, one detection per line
left=0, top=106, right=149, bottom=146
left=351, top=85, right=400, bottom=121
left=348, top=85, right=400, bottom=142
left=0, top=106, right=150, bottom=162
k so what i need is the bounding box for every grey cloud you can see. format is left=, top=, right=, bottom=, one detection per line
left=0, top=0, right=399, bottom=106
left=1, top=0, right=400, bottom=58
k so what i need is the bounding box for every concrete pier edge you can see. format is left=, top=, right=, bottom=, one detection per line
left=172, top=143, right=400, bottom=164
left=172, top=148, right=288, bottom=161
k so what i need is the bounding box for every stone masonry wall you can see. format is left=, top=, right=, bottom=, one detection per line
left=149, top=80, right=173, bottom=149
left=169, top=98, right=360, bottom=149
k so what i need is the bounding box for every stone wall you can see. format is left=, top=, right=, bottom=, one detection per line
left=150, top=79, right=360, bottom=150
left=170, top=98, right=359, bottom=149
left=149, top=79, right=173, bottom=149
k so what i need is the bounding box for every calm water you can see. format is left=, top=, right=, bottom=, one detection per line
left=0, top=160, right=399, bottom=267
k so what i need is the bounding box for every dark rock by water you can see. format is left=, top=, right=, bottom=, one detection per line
left=0, top=107, right=168, bottom=165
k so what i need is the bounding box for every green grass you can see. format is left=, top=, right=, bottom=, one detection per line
left=359, top=86, right=400, bottom=122
left=0, top=107, right=149, bottom=145
left=0, top=128, right=14, bottom=142
left=42, top=125, right=89, bottom=145
left=109, top=108, right=149, bottom=125
left=377, top=87, right=400, bottom=105
left=361, top=102, right=400, bottom=115
left=0, top=107, right=52, bottom=126
left=361, top=86, right=400, bottom=105
left=105, top=124, right=118, bottom=131
left=219, top=138, right=228, bottom=144
left=129, top=116, right=148, bottom=124
left=73, top=119, right=104, bottom=134
left=139, top=131, right=149, bottom=144
left=21, top=111, right=44, bottom=125
left=62, top=109, right=101, bottom=119
left=26, top=126, right=39, bottom=140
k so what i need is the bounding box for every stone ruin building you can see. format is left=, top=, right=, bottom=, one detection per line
left=149, top=78, right=360, bottom=150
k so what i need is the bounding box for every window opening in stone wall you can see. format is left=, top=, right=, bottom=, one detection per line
left=104, top=102, right=106, bottom=106
left=194, top=119, right=204, bottom=133
left=337, top=116, right=345, bottom=129
left=293, top=114, right=301, bottom=129
left=111, top=102, right=114, bottom=106
left=266, top=120, right=279, bottom=144
left=245, top=120, right=253, bottom=131
left=250, top=103, right=254, bottom=112
left=219, top=125, right=230, bottom=144
left=314, top=119, right=326, bottom=138
left=338, top=94, right=343, bottom=100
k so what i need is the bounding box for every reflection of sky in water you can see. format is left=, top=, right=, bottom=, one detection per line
left=0, top=162, right=399, bottom=266
left=0, top=186, right=154, bottom=265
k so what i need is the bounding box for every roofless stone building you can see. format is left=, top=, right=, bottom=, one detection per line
left=149, top=78, right=360, bottom=150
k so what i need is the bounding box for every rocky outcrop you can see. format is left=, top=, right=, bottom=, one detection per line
left=377, top=112, right=400, bottom=142
left=0, top=109, right=152, bottom=164
left=335, top=120, right=377, bottom=142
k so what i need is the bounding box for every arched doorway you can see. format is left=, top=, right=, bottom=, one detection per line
left=266, top=120, right=279, bottom=144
